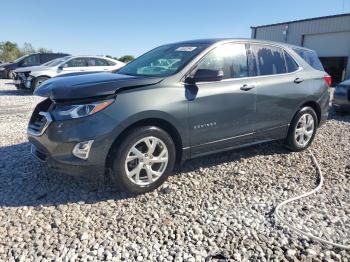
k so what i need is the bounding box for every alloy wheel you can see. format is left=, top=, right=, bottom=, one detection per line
left=125, top=136, right=169, bottom=186
left=294, top=113, right=315, bottom=147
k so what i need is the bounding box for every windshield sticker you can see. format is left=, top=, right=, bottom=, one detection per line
left=176, top=46, right=197, bottom=52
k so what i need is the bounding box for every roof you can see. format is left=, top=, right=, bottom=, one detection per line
left=171, top=38, right=228, bottom=45
left=251, top=13, right=350, bottom=29
left=169, top=38, right=312, bottom=51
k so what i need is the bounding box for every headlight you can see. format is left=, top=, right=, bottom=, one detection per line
left=54, top=99, right=114, bottom=120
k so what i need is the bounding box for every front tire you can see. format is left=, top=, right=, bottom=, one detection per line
left=33, top=76, right=49, bottom=91
left=286, top=107, right=318, bottom=151
left=6, top=70, right=14, bottom=79
left=110, top=126, right=176, bottom=194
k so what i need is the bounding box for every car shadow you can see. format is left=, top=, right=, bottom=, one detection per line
left=0, top=140, right=288, bottom=208
left=0, top=89, right=32, bottom=96
left=179, top=140, right=289, bottom=174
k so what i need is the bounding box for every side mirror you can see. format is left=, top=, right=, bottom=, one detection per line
left=58, top=64, right=67, bottom=71
left=186, top=69, right=224, bottom=84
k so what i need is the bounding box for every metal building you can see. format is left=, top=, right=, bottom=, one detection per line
left=251, top=13, right=350, bottom=83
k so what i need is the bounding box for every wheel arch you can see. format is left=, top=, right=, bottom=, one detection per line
left=34, top=75, right=51, bottom=81
left=31, top=75, right=51, bottom=89
left=105, top=117, right=184, bottom=169
left=299, top=101, right=321, bottom=125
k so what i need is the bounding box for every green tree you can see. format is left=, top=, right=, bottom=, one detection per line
left=37, top=47, right=52, bottom=53
left=0, top=41, right=21, bottom=62
left=21, top=42, right=35, bottom=56
left=118, top=55, right=134, bottom=63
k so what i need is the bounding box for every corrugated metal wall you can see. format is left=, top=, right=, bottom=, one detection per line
left=251, top=14, right=350, bottom=79
left=252, top=15, right=350, bottom=46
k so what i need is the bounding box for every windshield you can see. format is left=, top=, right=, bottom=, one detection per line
left=46, top=56, right=71, bottom=67
left=118, top=43, right=208, bottom=77
left=13, top=54, right=30, bottom=63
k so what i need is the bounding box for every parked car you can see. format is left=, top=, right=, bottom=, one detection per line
left=28, top=39, right=331, bottom=194
left=333, top=79, right=350, bottom=114
left=0, top=53, right=69, bottom=79
left=14, top=55, right=125, bottom=91
left=14, top=58, right=64, bottom=89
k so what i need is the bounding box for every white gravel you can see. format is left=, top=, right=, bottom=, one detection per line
left=0, top=79, right=349, bottom=261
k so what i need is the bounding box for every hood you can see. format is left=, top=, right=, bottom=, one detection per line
left=0, top=62, right=12, bottom=69
left=14, top=65, right=52, bottom=73
left=34, top=72, right=163, bottom=100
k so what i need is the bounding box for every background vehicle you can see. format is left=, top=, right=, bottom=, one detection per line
left=15, top=55, right=125, bottom=91
left=333, top=79, right=350, bottom=114
left=28, top=39, right=331, bottom=194
left=0, top=53, right=69, bottom=79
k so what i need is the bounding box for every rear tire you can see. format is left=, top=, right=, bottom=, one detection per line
left=285, top=107, right=318, bottom=152
left=110, top=126, right=176, bottom=194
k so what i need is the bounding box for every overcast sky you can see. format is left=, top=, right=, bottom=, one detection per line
left=2, top=0, right=350, bottom=57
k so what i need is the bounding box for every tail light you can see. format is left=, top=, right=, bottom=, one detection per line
left=323, top=75, right=332, bottom=88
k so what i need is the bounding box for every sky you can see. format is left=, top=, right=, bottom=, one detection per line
left=2, top=0, right=350, bottom=57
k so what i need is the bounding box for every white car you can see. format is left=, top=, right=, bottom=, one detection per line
left=14, top=56, right=125, bottom=91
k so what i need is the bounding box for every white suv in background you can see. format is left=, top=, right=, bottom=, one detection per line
left=14, top=56, right=125, bottom=91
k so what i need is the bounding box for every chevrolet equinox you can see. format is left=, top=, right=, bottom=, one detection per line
left=28, top=39, right=331, bottom=194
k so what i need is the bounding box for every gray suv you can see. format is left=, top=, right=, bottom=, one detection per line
left=28, top=39, right=331, bottom=194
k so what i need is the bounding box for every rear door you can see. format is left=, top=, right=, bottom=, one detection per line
left=250, top=44, right=311, bottom=139
left=87, top=57, right=111, bottom=72
left=188, top=42, right=257, bottom=156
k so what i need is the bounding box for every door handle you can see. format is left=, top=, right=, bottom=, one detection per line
left=240, top=84, right=255, bottom=91
left=294, top=77, right=304, bottom=84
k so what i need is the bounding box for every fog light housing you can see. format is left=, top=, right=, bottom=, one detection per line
left=72, top=140, right=94, bottom=160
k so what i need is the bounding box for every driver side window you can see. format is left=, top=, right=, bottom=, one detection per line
left=196, top=43, right=249, bottom=79
left=22, top=54, right=40, bottom=66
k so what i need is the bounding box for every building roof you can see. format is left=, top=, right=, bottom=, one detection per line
left=251, top=13, right=350, bottom=29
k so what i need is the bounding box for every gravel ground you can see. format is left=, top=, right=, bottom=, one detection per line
left=0, top=79, right=349, bottom=261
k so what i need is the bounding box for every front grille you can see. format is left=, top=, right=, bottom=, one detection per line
left=28, top=112, right=51, bottom=136
left=28, top=99, right=54, bottom=136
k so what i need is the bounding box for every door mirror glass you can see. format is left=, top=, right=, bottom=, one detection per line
left=186, top=69, right=224, bottom=84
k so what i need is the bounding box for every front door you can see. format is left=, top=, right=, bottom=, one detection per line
left=188, top=43, right=257, bottom=156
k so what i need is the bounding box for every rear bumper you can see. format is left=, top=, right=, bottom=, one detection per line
left=319, top=111, right=328, bottom=127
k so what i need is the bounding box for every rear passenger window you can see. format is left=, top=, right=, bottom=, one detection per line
left=196, top=43, right=249, bottom=79
left=292, top=48, right=324, bottom=71
left=284, top=51, right=299, bottom=72
left=251, top=45, right=286, bottom=75
left=107, top=60, right=116, bottom=66
left=96, top=58, right=110, bottom=66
